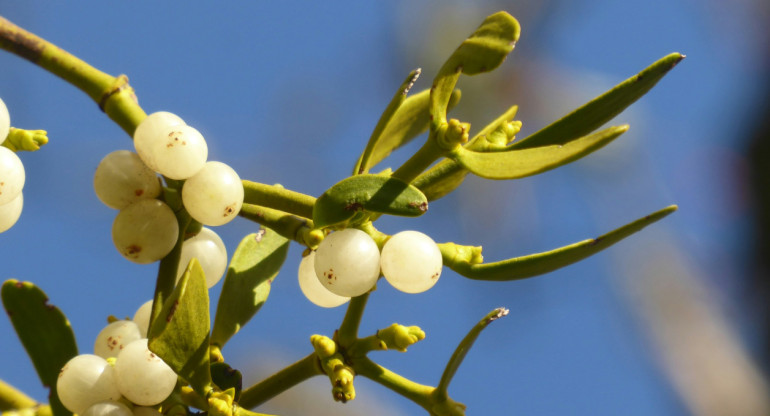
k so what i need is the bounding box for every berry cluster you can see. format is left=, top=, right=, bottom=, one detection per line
left=0, top=98, right=25, bottom=233
left=57, top=302, right=176, bottom=416
left=94, top=112, right=235, bottom=287
left=298, top=229, right=443, bottom=307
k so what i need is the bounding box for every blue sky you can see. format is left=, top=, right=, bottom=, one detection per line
left=1, top=1, right=766, bottom=415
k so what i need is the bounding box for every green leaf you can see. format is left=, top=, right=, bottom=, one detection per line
left=436, top=308, right=508, bottom=401
left=1, top=280, right=77, bottom=416
left=211, top=230, right=290, bottom=348
left=313, top=174, right=428, bottom=229
left=210, top=362, right=242, bottom=402
left=355, top=69, right=422, bottom=175
left=361, top=89, right=462, bottom=172
left=445, top=205, right=677, bottom=281
left=148, top=259, right=212, bottom=396
left=451, top=125, right=628, bottom=180
left=512, top=53, right=685, bottom=149
left=431, top=11, right=520, bottom=124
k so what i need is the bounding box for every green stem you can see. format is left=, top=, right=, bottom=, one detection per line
left=150, top=184, right=193, bottom=331
left=0, top=16, right=146, bottom=136
left=337, top=293, right=370, bottom=348
left=238, top=353, right=322, bottom=409
left=242, top=181, right=316, bottom=219
left=0, top=379, right=36, bottom=411
left=391, top=132, right=446, bottom=184
left=351, top=357, right=434, bottom=411
left=238, top=203, right=322, bottom=248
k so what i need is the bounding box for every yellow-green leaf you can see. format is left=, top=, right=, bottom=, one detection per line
left=148, top=259, right=212, bottom=396
left=361, top=89, right=462, bottom=172
left=2, top=280, right=77, bottom=416
left=313, top=174, right=428, bottom=229
left=512, top=53, right=684, bottom=149
left=444, top=205, right=677, bottom=281
left=451, top=125, right=628, bottom=180
left=431, top=11, right=520, bottom=125
left=211, top=230, right=289, bottom=348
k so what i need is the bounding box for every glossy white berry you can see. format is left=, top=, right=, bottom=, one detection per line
left=94, top=320, right=143, bottom=359
left=0, top=97, right=9, bottom=144
left=314, top=229, right=380, bottom=297
left=94, top=150, right=161, bottom=209
left=181, top=161, right=243, bottom=226
left=380, top=230, right=442, bottom=294
left=82, top=401, right=133, bottom=416
left=298, top=251, right=349, bottom=308
left=112, top=199, right=179, bottom=264
left=57, top=354, right=121, bottom=414
left=114, top=339, right=178, bottom=406
left=133, top=111, right=185, bottom=172
left=0, top=192, right=22, bottom=233
left=0, top=146, right=24, bottom=205
left=132, top=300, right=153, bottom=338
left=177, top=227, right=228, bottom=288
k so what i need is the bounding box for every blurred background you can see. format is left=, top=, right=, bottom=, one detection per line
left=1, top=1, right=769, bottom=415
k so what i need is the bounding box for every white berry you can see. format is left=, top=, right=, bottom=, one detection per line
left=0, top=192, right=22, bottom=233
left=313, top=229, right=380, bottom=297
left=181, top=161, right=243, bottom=226
left=380, top=230, right=442, bottom=294
left=177, top=227, right=228, bottom=288
left=57, top=354, right=121, bottom=414
left=82, top=401, right=133, bottom=416
left=0, top=146, right=24, bottom=205
left=0, top=97, right=9, bottom=144
left=132, top=300, right=153, bottom=338
left=298, top=251, right=349, bottom=308
left=94, top=150, right=161, bottom=209
left=112, top=199, right=179, bottom=264
left=133, top=111, right=185, bottom=172
left=94, top=320, right=143, bottom=359
left=114, top=339, right=178, bottom=406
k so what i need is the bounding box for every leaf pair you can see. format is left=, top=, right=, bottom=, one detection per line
left=148, top=229, right=289, bottom=397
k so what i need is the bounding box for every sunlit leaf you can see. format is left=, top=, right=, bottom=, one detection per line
left=451, top=125, right=628, bottom=180
left=444, top=205, right=677, bottom=280
left=2, top=280, right=77, bottom=416
left=362, top=89, right=462, bottom=172
left=431, top=11, right=520, bottom=124
left=313, top=174, right=428, bottom=229
left=512, top=53, right=684, bottom=149
left=148, top=259, right=212, bottom=396
left=211, top=230, right=289, bottom=348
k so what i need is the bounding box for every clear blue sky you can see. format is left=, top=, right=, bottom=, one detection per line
left=1, top=1, right=765, bottom=415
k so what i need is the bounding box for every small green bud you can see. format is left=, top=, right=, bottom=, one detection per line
left=207, top=390, right=235, bottom=416
left=3, top=127, right=48, bottom=152
left=377, top=323, right=426, bottom=352
left=310, top=334, right=337, bottom=358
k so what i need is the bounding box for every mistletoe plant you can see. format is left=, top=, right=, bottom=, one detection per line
left=0, top=11, right=683, bottom=416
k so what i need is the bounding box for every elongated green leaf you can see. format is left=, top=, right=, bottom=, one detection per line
left=445, top=205, right=677, bottom=281
left=363, top=89, right=462, bottom=171
left=313, top=174, right=428, bottom=229
left=2, top=280, right=77, bottom=416
left=211, top=229, right=289, bottom=348
left=148, top=259, right=212, bottom=396
left=512, top=53, right=684, bottom=149
left=355, top=69, right=422, bottom=175
left=431, top=12, right=520, bottom=124
left=436, top=308, right=508, bottom=398
left=452, top=125, right=628, bottom=180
